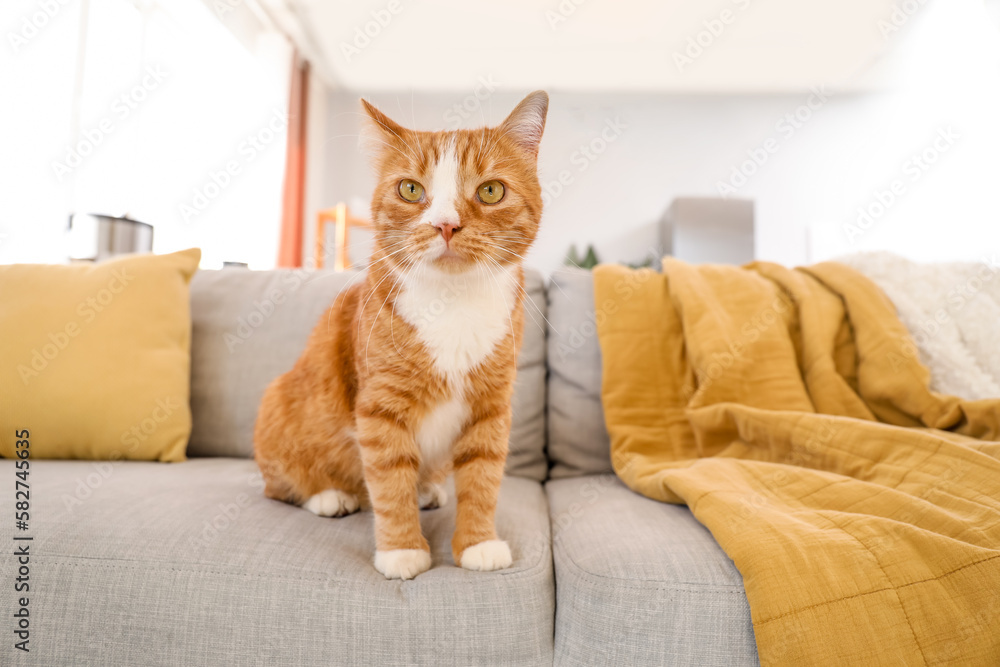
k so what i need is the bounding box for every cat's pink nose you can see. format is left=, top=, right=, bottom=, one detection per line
left=434, top=222, right=460, bottom=243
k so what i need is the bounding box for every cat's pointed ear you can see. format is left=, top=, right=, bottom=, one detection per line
left=359, top=98, right=410, bottom=157
left=498, top=91, right=548, bottom=157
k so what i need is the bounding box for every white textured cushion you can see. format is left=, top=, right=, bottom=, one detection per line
left=840, top=252, right=1000, bottom=399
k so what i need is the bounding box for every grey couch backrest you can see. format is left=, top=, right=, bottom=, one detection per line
left=187, top=268, right=548, bottom=482
left=545, top=268, right=614, bottom=478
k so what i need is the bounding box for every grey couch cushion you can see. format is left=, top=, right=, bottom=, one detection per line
left=547, top=475, right=758, bottom=666
left=1, top=459, right=553, bottom=667
left=189, top=268, right=548, bottom=481
left=546, top=269, right=613, bottom=478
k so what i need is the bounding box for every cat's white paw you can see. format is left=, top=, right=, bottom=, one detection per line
left=302, top=489, right=359, bottom=517
left=374, top=549, right=432, bottom=580
left=418, top=483, right=447, bottom=509
left=460, top=540, right=512, bottom=572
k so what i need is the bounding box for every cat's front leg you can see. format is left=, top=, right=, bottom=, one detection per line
left=450, top=407, right=513, bottom=572
left=356, top=396, right=430, bottom=580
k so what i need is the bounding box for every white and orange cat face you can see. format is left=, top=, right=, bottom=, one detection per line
left=360, top=91, right=548, bottom=275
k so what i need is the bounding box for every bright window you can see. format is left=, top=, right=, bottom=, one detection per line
left=1, top=0, right=292, bottom=268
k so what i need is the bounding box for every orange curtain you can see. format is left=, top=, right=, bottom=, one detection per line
left=277, top=53, right=309, bottom=268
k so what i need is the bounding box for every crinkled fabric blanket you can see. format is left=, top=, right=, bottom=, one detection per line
left=594, top=257, right=1000, bottom=666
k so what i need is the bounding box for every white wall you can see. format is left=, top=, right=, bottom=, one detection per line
left=312, top=2, right=1000, bottom=274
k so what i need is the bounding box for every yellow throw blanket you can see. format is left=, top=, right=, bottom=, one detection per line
left=594, top=259, right=1000, bottom=666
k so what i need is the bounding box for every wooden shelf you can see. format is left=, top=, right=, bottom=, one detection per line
left=315, top=203, right=372, bottom=270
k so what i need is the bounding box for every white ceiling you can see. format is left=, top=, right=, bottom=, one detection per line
left=277, top=0, right=904, bottom=93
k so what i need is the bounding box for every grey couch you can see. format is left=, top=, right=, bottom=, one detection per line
left=1, top=267, right=758, bottom=666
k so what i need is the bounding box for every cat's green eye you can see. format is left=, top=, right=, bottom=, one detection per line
left=477, top=180, right=505, bottom=205
left=398, top=179, right=424, bottom=202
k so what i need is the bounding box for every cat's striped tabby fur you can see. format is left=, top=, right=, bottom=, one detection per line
left=254, top=91, right=548, bottom=579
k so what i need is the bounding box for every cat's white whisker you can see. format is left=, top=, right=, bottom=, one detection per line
left=372, top=118, right=422, bottom=164
left=364, top=268, right=405, bottom=373
left=476, top=124, right=489, bottom=168
left=507, top=269, right=556, bottom=335
left=353, top=244, right=416, bottom=340
left=387, top=260, right=421, bottom=364
left=323, top=240, right=415, bottom=333
left=483, top=124, right=524, bottom=162
left=363, top=135, right=416, bottom=163
left=486, top=239, right=572, bottom=302
left=482, top=255, right=519, bottom=358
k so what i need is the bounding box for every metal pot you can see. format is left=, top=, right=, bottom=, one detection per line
left=68, top=214, right=154, bottom=262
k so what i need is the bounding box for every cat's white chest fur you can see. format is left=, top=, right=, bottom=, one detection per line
left=394, top=263, right=519, bottom=382
left=394, top=264, right=519, bottom=464
left=415, top=392, right=468, bottom=471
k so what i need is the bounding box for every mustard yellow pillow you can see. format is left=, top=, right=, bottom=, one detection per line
left=0, top=248, right=201, bottom=462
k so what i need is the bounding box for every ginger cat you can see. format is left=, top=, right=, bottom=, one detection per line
left=253, top=91, right=548, bottom=580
